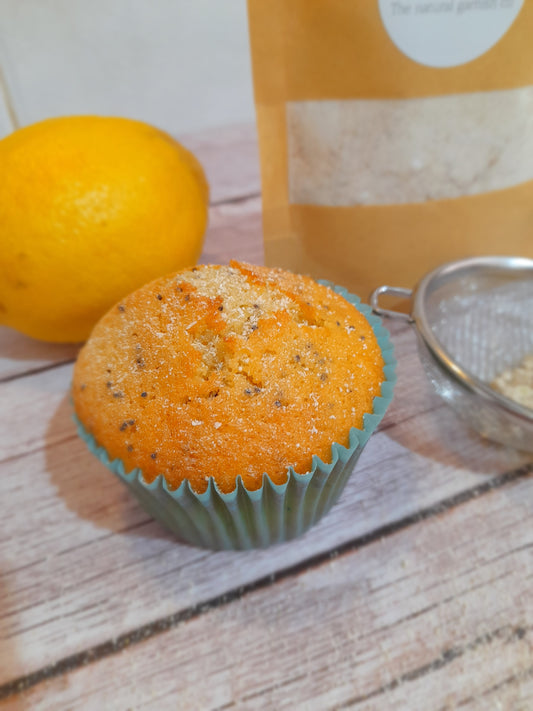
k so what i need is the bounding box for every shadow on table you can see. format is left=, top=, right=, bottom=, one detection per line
left=44, top=373, right=532, bottom=553
left=45, top=394, right=177, bottom=543
left=382, top=390, right=531, bottom=476
left=379, top=326, right=532, bottom=476
left=0, top=325, right=79, bottom=364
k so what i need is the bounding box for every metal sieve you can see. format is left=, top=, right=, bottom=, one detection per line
left=370, top=256, right=533, bottom=453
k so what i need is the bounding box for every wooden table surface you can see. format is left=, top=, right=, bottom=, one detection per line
left=1, top=124, right=532, bottom=711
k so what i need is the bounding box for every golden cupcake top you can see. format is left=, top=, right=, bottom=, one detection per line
left=72, top=261, right=384, bottom=493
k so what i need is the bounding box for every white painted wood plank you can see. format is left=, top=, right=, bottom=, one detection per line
left=202, top=195, right=263, bottom=265
left=354, top=632, right=533, bottom=711
left=180, top=124, right=260, bottom=205
left=1, top=322, right=529, bottom=685
left=459, top=673, right=533, bottom=711
left=0, top=190, right=262, bottom=382
left=6, top=471, right=532, bottom=710
left=0, top=0, right=254, bottom=136
left=0, top=334, right=78, bottom=384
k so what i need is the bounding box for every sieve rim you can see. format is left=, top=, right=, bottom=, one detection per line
left=412, top=255, right=533, bottom=424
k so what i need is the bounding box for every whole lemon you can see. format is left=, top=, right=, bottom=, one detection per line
left=0, top=116, right=209, bottom=342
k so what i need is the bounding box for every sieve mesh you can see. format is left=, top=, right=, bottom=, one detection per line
left=411, top=258, right=533, bottom=452
left=371, top=257, right=533, bottom=451
left=423, top=274, right=533, bottom=384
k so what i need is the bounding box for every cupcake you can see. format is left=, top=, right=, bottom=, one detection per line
left=72, top=261, right=396, bottom=549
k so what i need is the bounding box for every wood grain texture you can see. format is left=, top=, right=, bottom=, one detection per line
left=2, top=123, right=532, bottom=710
left=0, top=334, right=78, bottom=384
left=1, top=320, right=529, bottom=686
left=181, top=124, right=260, bottom=206
left=5, top=471, right=532, bottom=711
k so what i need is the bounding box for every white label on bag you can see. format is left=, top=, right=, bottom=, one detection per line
left=378, top=0, right=524, bottom=68
left=287, top=86, right=533, bottom=206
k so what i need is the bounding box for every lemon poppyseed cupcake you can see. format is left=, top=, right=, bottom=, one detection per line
left=72, top=261, right=396, bottom=549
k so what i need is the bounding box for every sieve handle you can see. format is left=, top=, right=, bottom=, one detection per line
left=370, top=285, right=414, bottom=322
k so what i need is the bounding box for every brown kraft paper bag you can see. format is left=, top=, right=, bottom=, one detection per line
left=247, top=0, right=533, bottom=299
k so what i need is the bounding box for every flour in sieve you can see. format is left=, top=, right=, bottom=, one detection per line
left=491, top=354, right=533, bottom=411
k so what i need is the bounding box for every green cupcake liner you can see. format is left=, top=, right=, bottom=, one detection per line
left=74, top=282, right=397, bottom=550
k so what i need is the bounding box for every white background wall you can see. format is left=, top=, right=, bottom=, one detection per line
left=0, top=0, right=255, bottom=139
